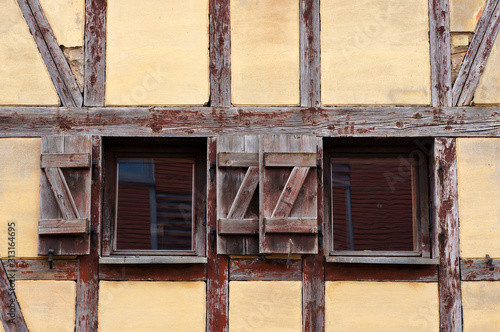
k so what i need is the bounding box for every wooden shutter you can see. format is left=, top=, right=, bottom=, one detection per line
left=38, top=136, right=92, bottom=255
left=217, top=135, right=260, bottom=254
left=260, top=135, right=318, bottom=254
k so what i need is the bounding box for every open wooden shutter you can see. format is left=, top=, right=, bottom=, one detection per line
left=260, top=135, right=318, bottom=254
left=217, top=135, right=260, bottom=254
left=38, top=136, right=92, bottom=255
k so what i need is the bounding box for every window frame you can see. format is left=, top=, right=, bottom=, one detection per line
left=101, top=138, right=207, bottom=260
left=323, top=138, right=435, bottom=264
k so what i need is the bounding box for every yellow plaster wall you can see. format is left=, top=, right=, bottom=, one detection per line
left=105, top=0, right=209, bottom=106
left=321, top=0, right=431, bottom=106
left=98, top=281, right=206, bottom=331
left=229, top=281, right=302, bottom=332
left=457, top=138, right=500, bottom=258
left=39, top=0, right=84, bottom=47
left=450, top=0, right=485, bottom=32
left=474, top=39, right=500, bottom=104
left=16, top=280, right=76, bottom=332
left=325, top=281, right=439, bottom=332
left=0, top=139, right=41, bottom=259
left=0, top=0, right=59, bottom=106
left=462, top=281, right=500, bottom=331
left=231, top=0, right=300, bottom=106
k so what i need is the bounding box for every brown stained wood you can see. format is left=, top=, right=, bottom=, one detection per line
left=209, top=0, right=231, bottom=107
left=218, top=152, right=259, bottom=167
left=0, top=261, right=29, bottom=332
left=41, top=153, right=91, bottom=168
left=39, top=136, right=92, bottom=256
left=99, top=264, right=206, bottom=281
left=226, top=166, right=259, bottom=219
left=434, top=138, right=462, bottom=332
left=325, top=263, right=438, bottom=282
left=229, top=259, right=302, bottom=281
left=1, top=259, right=78, bottom=280
left=264, top=217, right=317, bottom=234
left=264, top=152, right=316, bottom=167
left=75, top=136, right=101, bottom=332
left=207, top=137, right=230, bottom=332
left=429, top=0, right=452, bottom=107
left=84, top=0, right=106, bottom=106
left=4, top=106, right=500, bottom=137
left=39, top=218, right=88, bottom=235
left=453, top=0, right=500, bottom=106
left=461, top=259, right=500, bottom=281
left=271, top=167, right=310, bottom=218
left=17, top=0, right=83, bottom=107
left=300, top=0, right=320, bottom=107
left=219, top=218, right=259, bottom=235
left=44, top=167, right=80, bottom=219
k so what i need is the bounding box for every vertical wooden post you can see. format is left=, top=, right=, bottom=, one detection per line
left=84, top=0, right=107, bottom=106
left=207, top=137, right=229, bottom=332
left=0, top=261, right=28, bottom=332
left=302, top=137, right=325, bottom=332
left=75, top=136, right=102, bottom=331
left=209, top=0, right=231, bottom=107
left=434, top=138, right=462, bottom=332
left=429, top=0, right=452, bottom=107
left=300, top=0, right=321, bottom=107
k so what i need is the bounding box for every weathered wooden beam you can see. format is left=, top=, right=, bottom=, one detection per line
left=1, top=106, right=500, bottom=137
left=75, top=136, right=101, bottom=331
left=0, top=260, right=29, bottom=332
left=434, top=138, right=462, bottom=332
left=229, top=259, right=302, bottom=281
left=99, top=264, right=206, bottom=281
left=84, top=0, right=107, bottom=106
left=0, top=259, right=78, bottom=280
left=300, top=0, right=320, bottom=107
left=453, top=0, right=500, bottom=106
left=461, top=258, right=500, bottom=281
left=41, top=153, right=91, bottom=168
left=429, top=0, right=452, bottom=107
left=209, top=0, right=231, bottom=107
left=206, top=137, right=229, bottom=332
left=17, top=0, right=83, bottom=107
left=38, top=218, right=89, bottom=235
left=325, top=263, right=438, bottom=282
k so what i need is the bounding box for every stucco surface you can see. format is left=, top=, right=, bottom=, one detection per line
left=450, top=0, right=486, bottom=32
left=39, top=0, right=84, bottom=47
left=475, top=38, right=500, bottom=104
left=462, top=281, right=500, bottom=332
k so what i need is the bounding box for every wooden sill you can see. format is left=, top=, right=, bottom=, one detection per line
left=326, top=256, right=439, bottom=265
left=99, top=256, right=207, bottom=264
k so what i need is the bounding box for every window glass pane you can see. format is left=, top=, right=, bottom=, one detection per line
left=116, top=157, right=195, bottom=251
left=331, top=160, right=415, bottom=252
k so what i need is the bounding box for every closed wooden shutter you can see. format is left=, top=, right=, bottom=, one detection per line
left=38, top=136, right=92, bottom=255
left=260, top=135, right=318, bottom=254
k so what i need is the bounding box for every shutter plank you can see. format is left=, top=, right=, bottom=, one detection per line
left=39, top=218, right=89, bottom=235
left=218, top=218, right=259, bottom=235
left=41, top=153, right=91, bottom=168
left=264, top=152, right=316, bottom=167
left=264, top=217, right=317, bottom=233
left=218, top=152, right=259, bottom=167
left=226, top=166, right=259, bottom=219
left=44, top=167, right=80, bottom=219
left=271, top=166, right=310, bottom=218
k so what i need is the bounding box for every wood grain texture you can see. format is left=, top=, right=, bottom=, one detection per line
left=300, top=0, right=320, bottom=107
left=207, top=137, right=230, bottom=332
left=229, top=258, right=302, bottom=281
left=218, top=219, right=259, bottom=235
left=325, top=263, right=438, bottom=282
left=84, top=0, right=106, bottom=106
left=75, top=136, right=101, bottom=332
left=41, top=153, right=91, bottom=168
left=4, top=106, right=500, bottom=137
left=38, top=218, right=88, bottom=235
left=99, top=264, right=206, bottom=281
left=461, top=259, right=500, bottom=281
left=453, top=0, right=500, bottom=106
left=0, top=259, right=78, bottom=280
left=209, top=0, right=230, bottom=107
left=17, top=0, right=83, bottom=107
left=226, top=167, right=259, bottom=219
left=0, top=261, right=28, bottom=332
left=429, top=0, right=452, bottom=107
left=434, top=138, right=462, bottom=332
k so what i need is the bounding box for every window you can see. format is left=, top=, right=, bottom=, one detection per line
left=324, top=138, right=435, bottom=264
left=101, top=138, right=206, bottom=261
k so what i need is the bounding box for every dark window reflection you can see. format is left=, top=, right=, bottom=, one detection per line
left=116, top=157, right=194, bottom=251
left=332, top=160, right=415, bottom=252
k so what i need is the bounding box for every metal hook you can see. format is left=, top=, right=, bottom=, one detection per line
left=486, top=254, right=494, bottom=271
left=287, top=238, right=294, bottom=265
left=48, top=249, right=54, bottom=270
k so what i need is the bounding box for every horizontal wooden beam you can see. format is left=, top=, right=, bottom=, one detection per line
left=41, top=153, right=91, bottom=168
left=264, top=152, right=316, bottom=167
left=99, top=263, right=206, bottom=281
left=38, top=218, right=89, bottom=235
left=229, top=258, right=302, bottom=281
left=264, top=218, right=318, bottom=233
left=0, top=259, right=78, bottom=280
left=218, top=152, right=259, bottom=167
left=218, top=219, right=259, bottom=235
left=1, top=107, right=500, bottom=137
left=99, top=256, right=207, bottom=264
left=461, top=259, right=500, bottom=281
left=325, top=263, right=438, bottom=282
